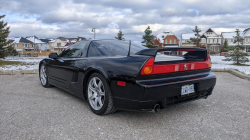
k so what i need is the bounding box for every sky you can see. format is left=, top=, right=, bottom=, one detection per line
left=0, top=0, right=250, bottom=43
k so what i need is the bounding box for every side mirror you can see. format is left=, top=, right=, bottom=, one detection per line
left=49, top=53, right=58, bottom=59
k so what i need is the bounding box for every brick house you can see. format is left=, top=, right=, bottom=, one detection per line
left=153, top=31, right=179, bottom=48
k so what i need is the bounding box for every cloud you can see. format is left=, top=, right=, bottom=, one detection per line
left=0, top=0, right=249, bottom=42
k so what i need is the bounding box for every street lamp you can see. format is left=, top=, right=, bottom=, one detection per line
left=92, top=28, right=96, bottom=39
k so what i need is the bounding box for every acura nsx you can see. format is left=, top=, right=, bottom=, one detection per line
left=39, top=40, right=216, bottom=115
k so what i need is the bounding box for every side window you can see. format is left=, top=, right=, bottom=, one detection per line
left=88, top=41, right=127, bottom=57
left=87, top=41, right=146, bottom=57
left=60, top=41, right=88, bottom=58
left=88, top=42, right=103, bottom=57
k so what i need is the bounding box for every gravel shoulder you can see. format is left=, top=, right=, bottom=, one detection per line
left=0, top=73, right=249, bottom=139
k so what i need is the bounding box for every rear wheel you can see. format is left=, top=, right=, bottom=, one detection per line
left=87, top=73, right=116, bottom=115
left=39, top=64, right=51, bottom=88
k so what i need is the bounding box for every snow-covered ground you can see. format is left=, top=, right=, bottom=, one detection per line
left=0, top=56, right=250, bottom=75
left=0, top=56, right=46, bottom=71
left=211, top=56, right=250, bottom=75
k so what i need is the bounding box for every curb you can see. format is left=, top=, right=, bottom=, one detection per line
left=0, top=70, right=39, bottom=75
left=228, top=69, right=250, bottom=81
left=212, top=69, right=250, bottom=81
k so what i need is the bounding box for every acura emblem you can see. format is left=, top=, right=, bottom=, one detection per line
left=184, top=64, right=188, bottom=70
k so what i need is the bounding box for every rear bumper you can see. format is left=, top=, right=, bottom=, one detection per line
left=112, top=72, right=216, bottom=111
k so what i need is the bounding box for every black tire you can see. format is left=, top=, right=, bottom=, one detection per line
left=39, top=64, right=51, bottom=88
left=86, top=73, right=116, bottom=115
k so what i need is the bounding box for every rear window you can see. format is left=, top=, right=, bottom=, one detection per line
left=155, top=50, right=206, bottom=62
left=87, top=40, right=146, bottom=57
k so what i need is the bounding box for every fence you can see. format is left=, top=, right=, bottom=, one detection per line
left=18, top=51, right=55, bottom=57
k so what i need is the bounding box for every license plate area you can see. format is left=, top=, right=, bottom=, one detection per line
left=181, top=84, right=195, bottom=97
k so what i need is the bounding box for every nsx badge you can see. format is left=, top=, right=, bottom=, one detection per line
left=184, top=64, right=188, bottom=70
left=181, top=63, right=191, bottom=71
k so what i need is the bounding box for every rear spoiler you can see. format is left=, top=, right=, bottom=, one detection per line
left=135, top=48, right=207, bottom=57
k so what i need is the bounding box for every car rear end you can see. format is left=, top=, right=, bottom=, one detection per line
left=134, top=48, right=216, bottom=111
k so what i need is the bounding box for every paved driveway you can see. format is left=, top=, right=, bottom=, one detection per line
left=0, top=72, right=249, bottom=139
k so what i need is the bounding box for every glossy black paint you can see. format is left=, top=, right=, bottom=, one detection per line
left=39, top=40, right=216, bottom=111
left=48, top=53, right=58, bottom=59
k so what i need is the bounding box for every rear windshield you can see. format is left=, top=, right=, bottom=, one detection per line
left=155, top=50, right=206, bottom=62
left=88, top=40, right=146, bottom=57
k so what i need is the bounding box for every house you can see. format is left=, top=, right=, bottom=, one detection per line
left=154, top=31, right=179, bottom=48
left=221, top=31, right=247, bottom=52
left=26, top=36, right=50, bottom=51
left=181, top=28, right=221, bottom=54
left=12, top=37, right=34, bottom=52
left=75, top=36, right=87, bottom=41
left=40, top=39, right=53, bottom=50
left=242, top=28, right=250, bottom=52
left=49, top=37, right=78, bottom=53
left=181, top=33, right=198, bottom=48
left=203, top=28, right=222, bottom=53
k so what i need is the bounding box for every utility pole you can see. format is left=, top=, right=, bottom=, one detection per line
left=92, top=28, right=96, bottom=39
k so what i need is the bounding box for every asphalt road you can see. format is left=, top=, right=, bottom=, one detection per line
left=0, top=72, right=250, bottom=140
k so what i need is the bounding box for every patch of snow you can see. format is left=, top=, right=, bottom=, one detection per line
left=26, top=36, right=45, bottom=44
left=0, top=56, right=47, bottom=71
left=13, top=37, right=21, bottom=44
left=211, top=56, right=250, bottom=75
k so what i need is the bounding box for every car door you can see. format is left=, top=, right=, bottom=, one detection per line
left=48, top=41, right=89, bottom=90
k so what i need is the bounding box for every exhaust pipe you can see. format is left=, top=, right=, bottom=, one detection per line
left=152, top=104, right=160, bottom=113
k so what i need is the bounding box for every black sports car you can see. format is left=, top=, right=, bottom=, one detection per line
left=39, top=40, right=216, bottom=115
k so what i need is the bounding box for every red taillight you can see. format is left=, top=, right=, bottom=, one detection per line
left=141, top=58, right=155, bottom=75
left=117, top=81, right=126, bottom=86
left=140, top=56, right=211, bottom=75
left=207, top=55, right=211, bottom=68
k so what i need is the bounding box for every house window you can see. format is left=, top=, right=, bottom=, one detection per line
left=211, top=46, right=213, bottom=51
left=231, top=39, right=233, bottom=42
left=57, top=43, right=61, bottom=47
left=165, top=40, right=167, bottom=44
left=15, top=44, right=17, bottom=47
left=174, top=39, right=176, bottom=44
left=170, top=39, right=172, bottom=44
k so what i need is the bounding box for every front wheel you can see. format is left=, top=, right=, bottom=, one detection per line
left=39, top=64, right=51, bottom=88
left=87, top=73, right=116, bottom=115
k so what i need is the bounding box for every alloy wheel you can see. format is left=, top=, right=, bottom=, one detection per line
left=40, top=65, right=47, bottom=85
left=88, top=77, right=105, bottom=110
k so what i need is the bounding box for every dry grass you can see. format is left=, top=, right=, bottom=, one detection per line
left=0, top=60, right=21, bottom=66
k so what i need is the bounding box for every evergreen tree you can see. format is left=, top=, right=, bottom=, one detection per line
left=221, top=39, right=230, bottom=52
left=115, top=31, right=125, bottom=41
left=189, top=26, right=205, bottom=48
left=141, top=26, right=157, bottom=48
left=223, top=29, right=249, bottom=64
left=0, top=15, right=11, bottom=58
left=6, top=45, right=16, bottom=56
